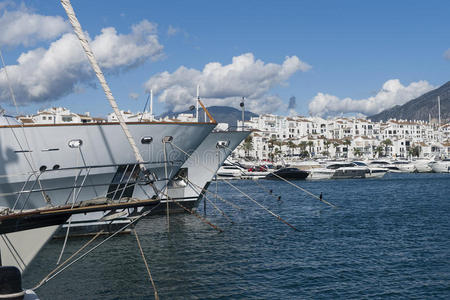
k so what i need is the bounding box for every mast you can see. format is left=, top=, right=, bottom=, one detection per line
left=196, top=85, right=200, bottom=122
left=60, top=0, right=146, bottom=171
left=150, top=89, right=153, bottom=116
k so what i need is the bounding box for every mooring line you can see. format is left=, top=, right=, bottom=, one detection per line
left=170, top=142, right=299, bottom=231
left=222, top=180, right=300, bottom=232
left=179, top=175, right=243, bottom=211
left=222, top=146, right=336, bottom=208
left=222, top=157, right=283, bottom=201
left=32, top=202, right=162, bottom=290
left=167, top=196, right=224, bottom=233
left=186, top=180, right=234, bottom=224
left=134, top=229, right=159, bottom=300
left=268, top=171, right=337, bottom=208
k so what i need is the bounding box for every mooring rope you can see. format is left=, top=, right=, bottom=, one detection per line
left=32, top=202, right=162, bottom=291
left=186, top=180, right=234, bottom=224
left=179, top=175, right=243, bottom=211
left=170, top=142, right=299, bottom=231
left=222, top=180, right=300, bottom=232
left=222, top=146, right=337, bottom=208
left=133, top=229, right=159, bottom=300
left=160, top=190, right=224, bottom=233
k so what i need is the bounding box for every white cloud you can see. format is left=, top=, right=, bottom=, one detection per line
left=444, top=49, right=450, bottom=60
left=167, top=25, right=179, bottom=36
left=0, top=6, right=70, bottom=46
left=144, top=53, right=311, bottom=113
left=308, top=79, right=434, bottom=117
left=129, top=92, right=139, bottom=100
left=0, top=20, right=163, bottom=104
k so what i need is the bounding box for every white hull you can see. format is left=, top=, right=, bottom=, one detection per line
left=61, top=131, right=250, bottom=231
left=430, top=161, right=450, bottom=173
left=307, top=168, right=334, bottom=180
left=0, top=122, right=215, bottom=210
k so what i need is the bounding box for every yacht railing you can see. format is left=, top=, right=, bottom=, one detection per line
left=1, top=159, right=182, bottom=213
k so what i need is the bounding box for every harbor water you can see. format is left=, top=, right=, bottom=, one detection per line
left=24, top=173, right=450, bottom=299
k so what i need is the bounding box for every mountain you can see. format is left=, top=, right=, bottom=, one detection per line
left=368, top=81, right=450, bottom=123
left=159, top=106, right=258, bottom=128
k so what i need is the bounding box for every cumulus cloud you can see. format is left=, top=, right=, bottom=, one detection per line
left=0, top=19, right=163, bottom=104
left=144, top=53, right=311, bottom=113
left=0, top=6, right=70, bottom=46
left=308, top=79, right=434, bottom=117
left=444, top=49, right=450, bottom=60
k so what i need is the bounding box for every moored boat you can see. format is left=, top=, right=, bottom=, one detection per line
left=264, top=167, right=309, bottom=180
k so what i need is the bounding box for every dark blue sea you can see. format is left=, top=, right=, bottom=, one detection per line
left=24, top=173, right=450, bottom=299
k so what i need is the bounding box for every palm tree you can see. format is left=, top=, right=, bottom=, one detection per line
left=307, top=141, right=314, bottom=157
left=333, top=142, right=340, bottom=158
left=287, top=141, right=296, bottom=156
left=375, top=145, right=383, bottom=158
left=343, top=139, right=352, bottom=158
left=323, top=138, right=330, bottom=157
left=353, top=148, right=362, bottom=157
left=242, top=136, right=253, bottom=158
left=382, top=139, right=392, bottom=157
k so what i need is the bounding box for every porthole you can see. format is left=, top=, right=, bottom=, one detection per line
left=162, top=136, right=173, bottom=143
left=39, top=165, right=47, bottom=172
left=68, top=139, right=83, bottom=148
left=141, top=137, right=153, bottom=144
left=52, top=164, right=60, bottom=170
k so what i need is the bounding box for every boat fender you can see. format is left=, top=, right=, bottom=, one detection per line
left=0, top=266, right=25, bottom=300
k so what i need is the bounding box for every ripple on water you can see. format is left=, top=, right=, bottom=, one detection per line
left=22, top=173, right=450, bottom=299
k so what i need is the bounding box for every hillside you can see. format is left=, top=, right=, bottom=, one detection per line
left=369, top=81, right=450, bottom=123
left=159, top=106, right=258, bottom=128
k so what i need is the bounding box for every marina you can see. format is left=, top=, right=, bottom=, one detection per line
left=0, top=0, right=449, bottom=298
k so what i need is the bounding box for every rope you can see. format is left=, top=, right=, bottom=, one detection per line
left=267, top=170, right=337, bottom=208
left=60, top=0, right=147, bottom=173
left=186, top=180, right=234, bottom=224
left=159, top=187, right=223, bottom=233
left=32, top=202, right=161, bottom=290
left=179, top=175, right=243, bottom=211
left=133, top=229, right=159, bottom=300
left=33, top=230, right=105, bottom=290
left=170, top=142, right=299, bottom=231
left=1, top=48, right=51, bottom=207
left=223, top=146, right=337, bottom=208
left=222, top=180, right=300, bottom=232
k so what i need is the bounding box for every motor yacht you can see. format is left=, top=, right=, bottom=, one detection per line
left=352, top=161, right=387, bottom=178
left=429, top=159, right=450, bottom=173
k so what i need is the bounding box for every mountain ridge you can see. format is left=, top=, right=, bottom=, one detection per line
left=368, top=81, right=450, bottom=123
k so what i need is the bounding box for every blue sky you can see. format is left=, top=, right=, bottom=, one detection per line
left=0, top=0, right=448, bottom=118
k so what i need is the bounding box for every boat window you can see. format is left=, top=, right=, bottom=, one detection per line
left=68, top=139, right=83, bottom=148
left=141, top=136, right=153, bottom=144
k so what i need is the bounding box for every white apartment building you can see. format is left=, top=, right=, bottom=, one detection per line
left=17, top=107, right=104, bottom=124
left=237, top=114, right=450, bottom=160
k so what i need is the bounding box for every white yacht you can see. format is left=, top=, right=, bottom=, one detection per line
left=327, top=162, right=367, bottom=179
left=58, top=130, right=251, bottom=234
left=0, top=114, right=216, bottom=211
left=368, top=160, right=402, bottom=173
left=216, top=163, right=245, bottom=178
left=391, top=160, right=416, bottom=173
left=412, top=157, right=434, bottom=173
left=352, top=161, right=387, bottom=178
left=429, top=159, right=450, bottom=173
